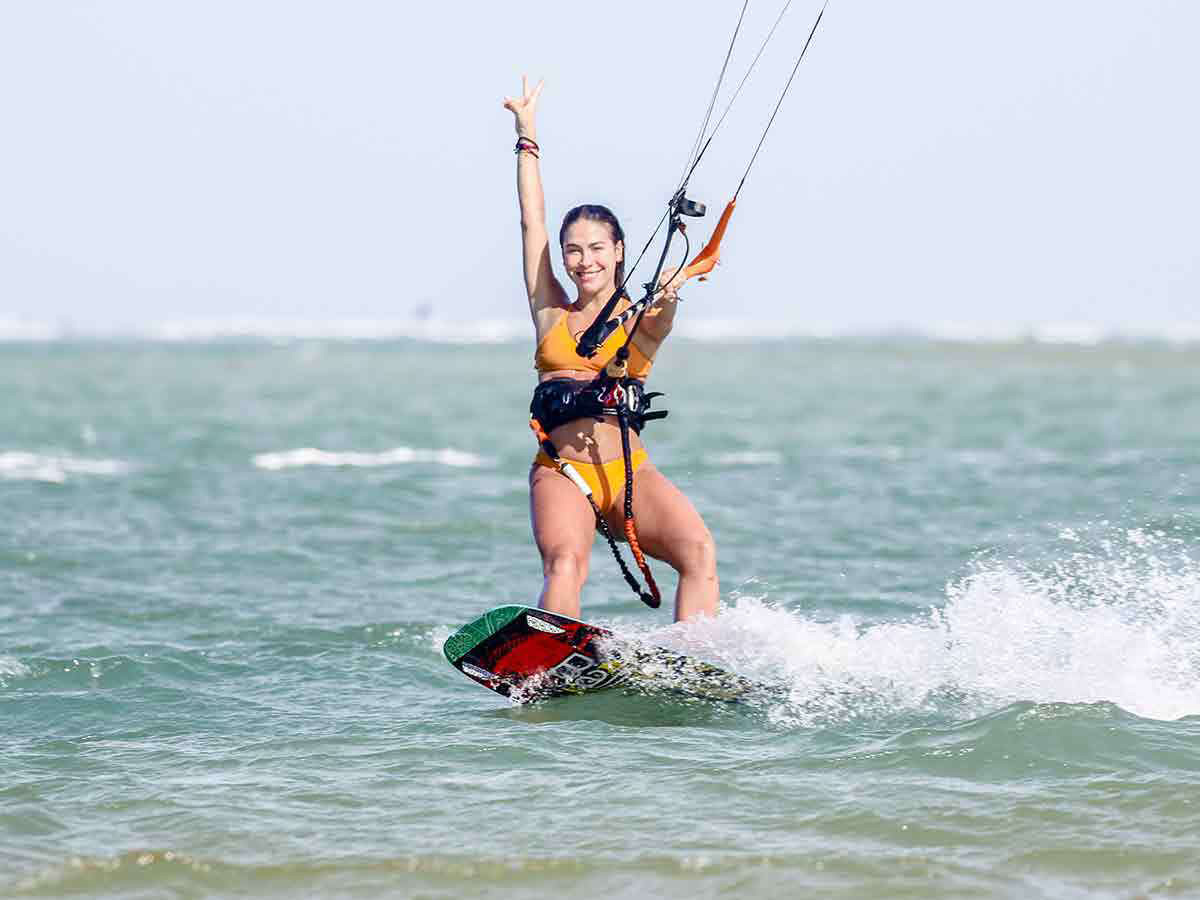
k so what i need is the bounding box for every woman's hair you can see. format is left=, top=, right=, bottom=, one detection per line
left=559, top=204, right=627, bottom=293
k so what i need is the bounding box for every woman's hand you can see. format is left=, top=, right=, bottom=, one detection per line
left=635, top=265, right=683, bottom=344
left=657, top=265, right=685, bottom=304
left=503, top=75, right=544, bottom=140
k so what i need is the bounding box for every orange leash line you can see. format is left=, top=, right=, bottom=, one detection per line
left=623, top=518, right=661, bottom=604
left=529, top=417, right=552, bottom=446
left=615, top=406, right=662, bottom=609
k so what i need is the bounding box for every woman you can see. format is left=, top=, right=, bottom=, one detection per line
left=504, top=76, right=718, bottom=624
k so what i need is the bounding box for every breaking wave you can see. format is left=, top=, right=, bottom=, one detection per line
left=0, top=452, right=131, bottom=483
left=252, top=446, right=488, bottom=471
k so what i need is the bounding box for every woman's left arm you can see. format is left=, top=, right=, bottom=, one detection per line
left=631, top=266, right=685, bottom=350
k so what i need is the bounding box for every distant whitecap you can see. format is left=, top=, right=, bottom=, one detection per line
left=149, top=317, right=526, bottom=344
left=0, top=318, right=60, bottom=341
left=703, top=451, right=783, bottom=467
left=252, top=446, right=487, bottom=471
left=0, top=452, right=130, bottom=483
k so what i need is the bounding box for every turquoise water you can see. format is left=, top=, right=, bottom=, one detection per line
left=3, top=337, right=1199, bottom=899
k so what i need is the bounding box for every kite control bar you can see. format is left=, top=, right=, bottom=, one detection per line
left=576, top=190, right=706, bottom=359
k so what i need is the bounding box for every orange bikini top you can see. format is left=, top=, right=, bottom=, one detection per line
left=533, top=312, right=653, bottom=379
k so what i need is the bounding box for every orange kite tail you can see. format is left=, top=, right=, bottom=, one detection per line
left=681, top=198, right=736, bottom=282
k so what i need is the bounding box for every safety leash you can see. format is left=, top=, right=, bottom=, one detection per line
left=530, top=417, right=660, bottom=609
left=614, top=404, right=661, bottom=605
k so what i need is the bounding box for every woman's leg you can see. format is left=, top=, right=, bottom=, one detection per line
left=529, top=463, right=597, bottom=620
left=604, top=462, right=719, bottom=622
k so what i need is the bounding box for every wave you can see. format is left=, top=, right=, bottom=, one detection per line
left=252, top=446, right=488, bottom=471
left=0, top=451, right=130, bottom=484
left=149, top=317, right=527, bottom=343
left=3, top=847, right=930, bottom=897
left=671, top=318, right=1200, bottom=345
left=2, top=317, right=1198, bottom=346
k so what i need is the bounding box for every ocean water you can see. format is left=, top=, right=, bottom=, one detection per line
left=2, top=335, right=1198, bottom=899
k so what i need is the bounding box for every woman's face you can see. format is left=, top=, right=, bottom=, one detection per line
left=561, top=219, right=624, bottom=295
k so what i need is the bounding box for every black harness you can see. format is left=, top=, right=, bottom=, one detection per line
left=530, top=376, right=667, bottom=436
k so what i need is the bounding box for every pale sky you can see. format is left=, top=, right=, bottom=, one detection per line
left=1, top=1, right=1196, bottom=335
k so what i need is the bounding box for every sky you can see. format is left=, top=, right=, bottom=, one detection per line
left=1, top=1, right=1196, bottom=336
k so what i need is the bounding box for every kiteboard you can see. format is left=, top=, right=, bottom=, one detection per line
left=443, top=605, right=763, bottom=703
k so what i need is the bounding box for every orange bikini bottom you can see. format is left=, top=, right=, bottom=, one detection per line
left=534, top=449, right=649, bottom=516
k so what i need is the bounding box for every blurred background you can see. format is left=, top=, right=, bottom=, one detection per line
left=2, top=0, right=1196, bottom=340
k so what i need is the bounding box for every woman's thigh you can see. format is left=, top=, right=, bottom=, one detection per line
left=604, top=462, right=715, bottom=570
left=529, top=463, right=597, bottom=564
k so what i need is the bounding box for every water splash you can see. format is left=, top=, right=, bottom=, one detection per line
left=639, top=527, right=1200, bottom=725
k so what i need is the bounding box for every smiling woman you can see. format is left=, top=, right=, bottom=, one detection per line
left=502, top=75, right=719, bottom=625
left=558, top=205, right=627, bottom=298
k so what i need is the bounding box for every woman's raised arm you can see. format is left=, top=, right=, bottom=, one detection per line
left=503, top=76, right=565, bottom=325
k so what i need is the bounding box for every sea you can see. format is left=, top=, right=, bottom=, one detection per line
left=2, top=322, right=1198, bottom=899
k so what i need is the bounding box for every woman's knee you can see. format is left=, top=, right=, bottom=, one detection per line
left=667, top=532, right=717, bottom=577
left=541, top=547, right=589, bottom=584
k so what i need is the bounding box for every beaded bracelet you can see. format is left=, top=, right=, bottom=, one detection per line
left=514, top=137, right=540, bottom=158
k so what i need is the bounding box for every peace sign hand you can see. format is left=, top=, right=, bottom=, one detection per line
left=502, top=75, right=544, bottom=139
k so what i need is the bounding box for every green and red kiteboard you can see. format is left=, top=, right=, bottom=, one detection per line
left=443, top=605, right=762, bottom=703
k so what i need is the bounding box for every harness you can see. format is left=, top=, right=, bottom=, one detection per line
left=530, top=366, right=668, bottom=609
left=530, top=377, right=667, bottom=435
